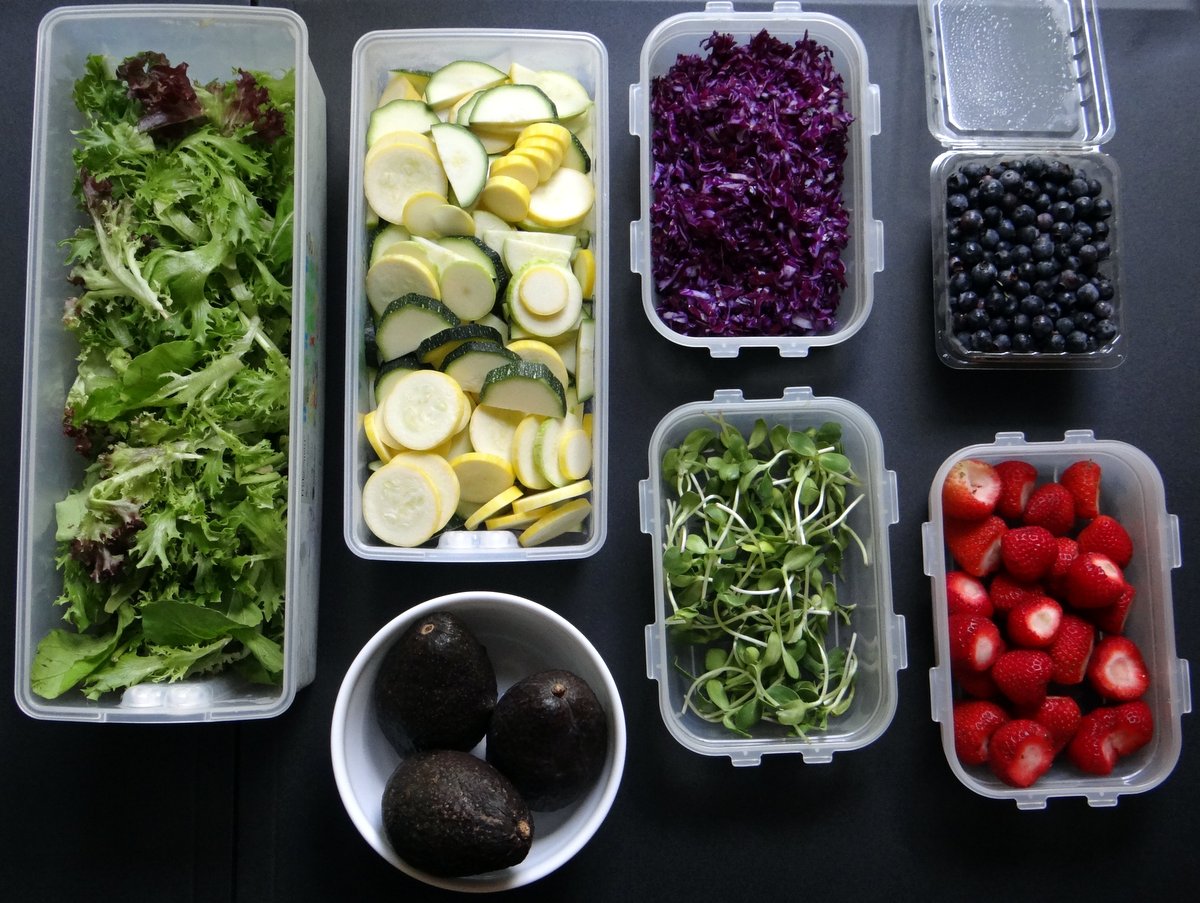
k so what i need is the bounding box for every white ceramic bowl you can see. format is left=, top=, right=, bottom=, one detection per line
left=331, top=591, right=626, bottom=891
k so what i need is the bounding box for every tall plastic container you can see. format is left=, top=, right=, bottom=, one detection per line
left=343, top=28, right=609, bottom=561
left=16, top=5, right=326, bottom=722
left=630, top=1, right=883, bottom=358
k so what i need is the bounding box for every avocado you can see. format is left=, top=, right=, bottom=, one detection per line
left=382, top=749, right=534, bottom=877
left=373, top=610, right=497, bottom=754
left=486, top=669, right=608, bottom=811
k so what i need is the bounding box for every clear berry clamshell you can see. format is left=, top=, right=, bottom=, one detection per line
left=920, top=0, right=1124, bottom=369
left=924, top=431, right=1190, bottom=808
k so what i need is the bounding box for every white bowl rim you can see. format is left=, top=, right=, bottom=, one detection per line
left=330, top=590, right=627, bottom=892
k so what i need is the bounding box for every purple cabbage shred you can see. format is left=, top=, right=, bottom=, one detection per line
left=650, top=30, right=854, bottom=338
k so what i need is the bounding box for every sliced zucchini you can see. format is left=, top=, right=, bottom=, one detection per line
left=508, top=68, right=591, bottom=121
left=380, top=369, right=467, bottom=451
left=441, top=340, right=520, bottom=394
left=367, top=100, right=440, bottom=145
left=366, top=253, right=441, bottom=318
left=374, top=353, right=422, bottom=406
left=431, top=122, right=490, bottom=208
left=511, top=414, right=550, bottom=491
left=375, top=293, right=460, bottom=360
left=533, top=417, right=568, bottom=488
left=574, top=315, right=596, bottom=402
left=369, top=223, right=413, bottom=266
left=471, top=126, right=519, bottom=155
left=440, top=235, right=508, bottom=297
left=479, top=360, right=566, bottom=418
left=468, top=83, right=558, bottom=127
left=416, top=323, right=504, bottom=368
left=561, top=131, right=591, bottom=174
left=500, top=236, right=572, bottom=273
left=423, top=60, right=507, bottom=111
left=473, top=210, right=513, bottom=247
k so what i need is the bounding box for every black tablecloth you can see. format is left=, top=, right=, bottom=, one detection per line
left=3, top=1, right=1197, bottom=899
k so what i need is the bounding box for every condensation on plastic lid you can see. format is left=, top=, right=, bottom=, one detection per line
left=121, top=682, right=215, bottom=709
left=436, top=529, right=520, bottom=550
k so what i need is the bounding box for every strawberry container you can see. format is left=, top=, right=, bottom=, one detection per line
left=640, top=388, right=905, bottom=764
left=920, top=0, right=1124, bottom=369
left=629, top=1, right=883, bottom=358
left=16, top=5, right=326, bottom=722
left=343, top=28, right=609, bottom=561
left=924, top=431, right=1189, bottom=807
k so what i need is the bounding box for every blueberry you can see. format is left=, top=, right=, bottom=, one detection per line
left=1058, top=269, right=1082, bottom=291
left=1073, top=195, right=1094, bottom=219
left=971, top=261, right=998, bottom=288
left=954, top=330, right=974, bottom=348
left=1093, top=319, right=1118, bottom=344
left=971, top=329, right=996, bottom=351
left=1068, top=178, right=1090, bottom=198
left=993, top=248, right=1013, bottom=269
left=1033, top=193, right=1053, bottom=213
left=1076, top=283, right=1100, bottom=308
left=981, top=228, right=1001, bottom=250
left=965, top=307, right=990, bottom=330
left=1024, top=156, right=1047, bottom=178
left=959, top=209, right=985, bottom=234
left=1012, top=240, right=1035, bottom=262
left=998, top=218, right=1017, bottom=241
left=947, top=193, right=970, bottom=216
left=1045, top=332, right=1067, bottom=352
left=1031, top=314, right=1054, bottom=338
left=979, top=178, right=1005, bottom=203
left=1011, top=313, right=1031, bottom=333
left=994, top=333, right=1013, bottom=352
left=1093, top=197, right=1113, bottom=219
left=1032, top=235, right=1055, bottom=260
left=1051, top=200, right=1075, bottom=222
left=1018, top=262, right=1038, bottom=282
left=1033, top=279, right=1055, bottom=300
left=1096, top=278, right=1115, bottom=300
left=1020, top=295, right=1044, bottom=316
left=1046, top=161, right=1073, bottom=183
left=1035, top=260, right=1059, bottom=280
left=1000, top=168, right=1023, bottom=190
left=1086, top=178, right=1103, bottom=197
left=947, top=172, right=971, bottom=193
left=1092, top=300, right=1114, bottom=320
left=989, top=316, right=1010, bottom=335
left=1045, top=301, right=1063, bottom=320
left=962, top=162, right=988, bottom=183
left=1050, top=221, right=1073, bottom=242
left=949, top=271, right=971, bottom=295
left=1012, top=204, right=1036, bottom=227
left=1073, top=221, right=1094, bottom=241
left=961, top=241, right=984, bottom=265
left=1092, top=220, right=1110, bottom=240
left=1012, top=332, right=1035, bottom=352
left=1094, top=240, right=1112, bottom=260
left=1065, top=330, right=1089, bottom=353
left=1056, top=316, right=1076, bottom=336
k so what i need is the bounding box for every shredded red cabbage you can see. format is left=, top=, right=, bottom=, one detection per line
left=650, top=30, right=854, bottom=338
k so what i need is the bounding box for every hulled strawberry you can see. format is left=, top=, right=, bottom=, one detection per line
left=953, top=700, right=1009, bottom=766
left=942, top=458, right=1002, bottom=520
left=1048, top=614, right=1095, bottom=685
left=1023, top=482, right=1076, bottom=536
left=1000, top=525, right=1058, bottom=582
left=988, top=571, right=1041, bottom=616
left=1065, top=551, right=1127, bottom=609
left=948, top=614, right=1004, bottom=673
left=1030, top=695, right=1082, bottom=754
left=992, top=649, right=1054, bottom=708
left=945, top=515, right=1007, bottom=578
left=1046, top=535, right=1079, bottom=597
left=995, top=459, right=1038, bottom=520
left=1066, top=701, right=1154, bottom=775
left=1061, top=459, right=1102, bottom=519
left=1085, top=584, right=1136, bottom=636
left=955, top=665, right=1000, bottom=700
left=1007, top=595, right=1063, bottom=648
left=1076, top=514, right=1134, bottom=568
left=1087, top=635, right=1150, bottom=701
left=988, top=719, right=1056, bottom=788
left=946, top=571, right=993, bottom=618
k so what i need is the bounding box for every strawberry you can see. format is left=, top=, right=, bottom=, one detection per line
left=1077, top=514, right=1134, bottom=568
left=946, top=571, right=993, bottom=618
left=948, top=614, right=1004, bottom=673
left=945, top=515, right=1007, bottom=578
left=988, top=719, right=1056, bottom=788
left=942, top=458, right=1002, bottom=521
left=1065, top=551, right=1126, bottom=609
left=1000, top=525, right=1057, bottom=582
left=1066, top=701, right=1154, bottom=775
left=988, top=571, right=1041, bottom=616
left=1030, top=695, right=1082, bottom=754
left=1006, top=595, right=1063, bottom=648
left=1061, top=459, right=1102, bottom=519
left=1086, top=584, right=1135, bottom=635
left=1048, top=614, right=1095, bottom=685
left=953, top=700, right=1009, bottom=766
left=991, top=649, right=1054, bottom=708
left=1087, top=635, right=1150, bottom=701
left=994, top=459, right=1038, bottom=520
left=954, top=665, right=1001, bottom=700
left=1046, top=536, right=1079, bottom=597
left=1023, top=482, right=1076, bottom=536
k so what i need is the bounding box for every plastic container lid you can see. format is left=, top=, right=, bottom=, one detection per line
left=920, top=0, right=1114, bottom=150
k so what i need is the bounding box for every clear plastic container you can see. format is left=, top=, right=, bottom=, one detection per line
left=923, top=431, right=1189, bottom=807
left=16, top=5, right=327, bottom=722
left=640, top=388, right=905, bottom=764
left=331, top=591, right=626, bottom=891
left=343, top=29, right=609, bottom=561
left=920, top=0, right=1123, bottom=369
left=629, top=1, right=883, bottom=358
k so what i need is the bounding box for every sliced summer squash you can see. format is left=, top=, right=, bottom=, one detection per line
left=505, top=339, right=569, bottom=389
left=362, top=456, right=441, bottom=547
left=468, top=404, right=524, bottom=460
left=512, top=478, right=592, bottom=515
left=478, top=175, right=531, bottom=222
left=376, top=73, right=423, bottom=107
left=557, top=428, right=592, bottom=481
left=506, top=262, right=583, bottom=337
left=533, top=417, right=568, bottom=487
left=380, top=369, right=467, bottom=451
left=364, top=139, right=448, bottom=224
left=463, top=484, right=524, bottom=530
left=519, top=497, right=592, bottom=547
left=403, top=451, right=462, bottom=531
left=510, top=414, right=550, bottom=491
left=526, top=167, right=594, bottom=228
left=574, top=316, right=596, bottom=402
left=369, top=223, right=412, bottom=266
left=374, top=354, right=422, bottom=406
left=450, top=452, right=516, bottom=503
left=479, top=360, right=566, bottom=418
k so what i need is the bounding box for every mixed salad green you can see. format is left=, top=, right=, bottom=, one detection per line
left=31, top=52, right=297, bottom=700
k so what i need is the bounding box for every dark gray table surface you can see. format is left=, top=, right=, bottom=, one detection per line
left=3, top=1, right=1198, bottom=900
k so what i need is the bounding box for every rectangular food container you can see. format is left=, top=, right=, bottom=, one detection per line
left=923, top=431, right=1189, bottom=807
left=640, top=388, right=905, bottom=764
left=16, top=5, right=326, bottom=722
left=344, top=29, right=608, bottom=561
left=921, top=0, right=1123, bottom=369
left=629, top=1, right=883, bottom=358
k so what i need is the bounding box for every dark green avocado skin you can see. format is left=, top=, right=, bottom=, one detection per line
left=382, top=750, right=534, bottom=878
left=486, top=669, right=608, bottom=811
left=373, top=610, right=497, bottom=754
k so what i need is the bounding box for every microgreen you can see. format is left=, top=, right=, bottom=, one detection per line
left=662, top=416, right=867, bottom=738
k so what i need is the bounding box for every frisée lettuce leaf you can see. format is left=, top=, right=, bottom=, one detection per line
left=32, top=52, right=296, bottom=701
